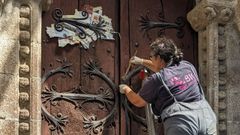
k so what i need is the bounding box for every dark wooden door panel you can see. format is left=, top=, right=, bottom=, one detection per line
left=42, top=0, right=119, bottom=135
left=128, top=0, right=197, bottom=65
left=121, top=0, right=197, bottom=135
left=161, top=0, right=197, bottom=65
left=78, top=1, right=119, bottom=134
left=42, top=1, right=81, bottom=135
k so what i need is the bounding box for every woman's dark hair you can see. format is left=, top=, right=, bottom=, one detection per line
left=150, top=37, right=183, bottom=65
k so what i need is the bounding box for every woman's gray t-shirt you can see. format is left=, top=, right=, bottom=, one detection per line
left=138, top=60, right=202, bottom=115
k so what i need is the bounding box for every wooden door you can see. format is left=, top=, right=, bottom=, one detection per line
left=120, top=0, right=197, bottom=135
left=41, top=0, right=119, bottom=135
left=41, top=0, right=197, bottom=135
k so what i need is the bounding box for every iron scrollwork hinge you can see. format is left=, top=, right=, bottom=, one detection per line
left=52, top=8, right=106, bottom=39
left=139, top=14, right=186, bottom=38
left=41, top=59, right=117, bottom=135
left=46, top=7, right=116, bottom=49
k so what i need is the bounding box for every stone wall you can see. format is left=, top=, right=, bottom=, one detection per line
left=0, top=1, right=21, bottom=134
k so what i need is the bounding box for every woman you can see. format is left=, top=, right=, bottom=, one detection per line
left=119, top=37, right=217, bottom=135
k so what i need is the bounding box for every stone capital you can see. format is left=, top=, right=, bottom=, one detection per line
left=41, top=0, right=53, bottom=12
left=187, top=0, right=234, bottom=32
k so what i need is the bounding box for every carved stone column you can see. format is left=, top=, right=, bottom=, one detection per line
left=18, top=0, right=52, bottom=135
left=18, top=0, right=49, bottom=135
left=187, top=0, right=238, bottom=134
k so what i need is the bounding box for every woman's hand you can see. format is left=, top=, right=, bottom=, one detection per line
left=119, top=84, right=131, bottom=94
left=130, top=56, right=143, bottom=65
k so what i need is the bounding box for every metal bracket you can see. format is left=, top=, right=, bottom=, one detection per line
left=139, top=14, right=185, bottom=38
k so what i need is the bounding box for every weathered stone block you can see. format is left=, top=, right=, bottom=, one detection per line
left=30, top=77, right=41, bottom=121
left=20, top=31, right=31, bottom=45
left=20, top=46, right=30, bottom=58
left=226, top=91, right=240, bottom=134
left=20, top=6, right=30, bottom=18
left=19, top=122, right=30, bottom=132
left=19, top=92, right=29, bottom=102
left=19, top=77, right=30, bottom=89
left=0, top=0, right=19, bottom=41
left=227, top=60, right=240, bottom=86
left=20, top=109, right=30, bottom=119
left=234, top=0, right=240, bottom=32
left=0, top=74, right=19, bottom=119
left=0, top=39, right=19, bottom=75
left=19, top=64, right=30, bottom=75
left=30, top=120, right=41, bottom=135
left=20, top=18, right=30, bottom=30
left=227, top=121, right=240, bottom=135
left=30, top=43, right=41, bottom=77
left=0, top=120, right=18, bottom=135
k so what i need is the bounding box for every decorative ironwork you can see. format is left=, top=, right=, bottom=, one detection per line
left=52, top=8, right=106, bottom=39
left=82, top=60, right=117, bottom=135
left=46, top=6, right=115, bottom=48
left=121, top=66, right=148, bottom=133
left=139, top=14, right=185, bottom=38
left=42, top=85, right=113, bottom=110
left=41, top=105, right=68, bottom=134
left=41, top=58, right=73, bottom=83
left=41, top=59, right=117, bottom=135
left=41, top=58, right=73, bottom=134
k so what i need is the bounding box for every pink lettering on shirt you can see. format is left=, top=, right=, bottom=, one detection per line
left=169, top=73, right=195, bottom=91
